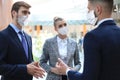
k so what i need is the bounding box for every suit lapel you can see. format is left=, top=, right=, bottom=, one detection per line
left=8, top=26, right=24, bottom=50
left=52, top=36, right=60, bottom=58
left=66, top=38, right=72, bottom=64
left=8, top=25, right=28, bottom=60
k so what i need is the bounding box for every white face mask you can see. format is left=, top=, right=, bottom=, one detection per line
left=58, top=26, right=68, bottom=35
left=87, top=10, right=98, bottom=26
left=17, top=16, right=28, bottom=27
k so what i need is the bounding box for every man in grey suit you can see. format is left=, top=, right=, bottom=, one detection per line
left=40, top=17, right=81, bottom=80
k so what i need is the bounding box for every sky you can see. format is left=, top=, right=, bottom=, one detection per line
left=13, top=0, right=88, bottom=21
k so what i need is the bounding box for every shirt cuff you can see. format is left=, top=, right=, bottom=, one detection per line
left=66, top=68, right=71, bottom=75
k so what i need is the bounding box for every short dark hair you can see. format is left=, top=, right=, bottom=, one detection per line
left=88, top=0, right=113, bottom=12
left=11, top=1, right=31, bottom=18
left=11, top=1, right=31, bottom=12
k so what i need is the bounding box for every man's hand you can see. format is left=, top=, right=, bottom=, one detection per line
left=51, top=67, right=61, bottom=75
left=27, top=62, right=45, bottom=79
left=55, top=58, right=70, bottom=75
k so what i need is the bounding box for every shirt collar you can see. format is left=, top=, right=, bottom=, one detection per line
left=96, top=18, right=113, bottom=27
left=10, top=23, right=24, bottom=34
left=57, top=36, right=67, bottom=43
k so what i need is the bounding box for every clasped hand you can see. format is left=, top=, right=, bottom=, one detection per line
left=55, top=58, right=70, bottom=75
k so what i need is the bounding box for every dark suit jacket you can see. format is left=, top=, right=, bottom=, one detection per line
left=67, top=20, right=120, bottom=80
left=0, top=25, right=33, bottom=80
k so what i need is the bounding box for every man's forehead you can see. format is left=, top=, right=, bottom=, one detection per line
left=88, top=0, right=104, bottom=1
left=19, top=6, right=29, bottom=11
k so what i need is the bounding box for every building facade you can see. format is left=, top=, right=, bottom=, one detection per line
left=0, top=0, right=12, bottom=30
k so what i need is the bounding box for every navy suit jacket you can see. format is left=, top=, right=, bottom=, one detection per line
left=68, top=20, right=120, bottom=80
left=0, top=25, right=33, bottom=80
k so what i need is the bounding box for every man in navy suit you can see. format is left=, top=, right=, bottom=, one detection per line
left=56, top=0, right=120, bottom=80
left=0, top=1, right=45, bottom=80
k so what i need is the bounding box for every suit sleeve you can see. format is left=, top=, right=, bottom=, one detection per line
left=68, top=70, right=82, bottom=80
left=73, top=43, right=81, bottom=71
left=0, top=33, right=27, bottom=76
left=40, top=40, right=51, bottom=73
left=29, top=36, right=34, bottom=62
left=68, top=32, right=101, bottom=80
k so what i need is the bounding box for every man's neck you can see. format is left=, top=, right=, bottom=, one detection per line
left=12, top=20, right=22, bottom=30
left=98, top=13, right=112, bottom=22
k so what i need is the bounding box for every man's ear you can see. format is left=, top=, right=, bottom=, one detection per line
left=11, top=10, right=17, bottom=18
left=96, top=5, right=102, bottom=16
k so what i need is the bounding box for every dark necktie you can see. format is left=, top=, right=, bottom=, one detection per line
left=19, top=31, right=28, bottom=58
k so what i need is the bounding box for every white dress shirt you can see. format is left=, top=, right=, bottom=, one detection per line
left=57, top=36, right=67, bottom=61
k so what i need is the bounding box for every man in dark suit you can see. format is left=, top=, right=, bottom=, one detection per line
left=56, top=0, right=120, bottom=80
left=0, top=1, right=45, bottom=80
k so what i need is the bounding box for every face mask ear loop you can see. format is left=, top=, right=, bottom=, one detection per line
left=87, top=10, right=98, bottom=26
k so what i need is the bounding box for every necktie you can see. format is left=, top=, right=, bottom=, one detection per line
left=19, top=31, right=28, bottom=58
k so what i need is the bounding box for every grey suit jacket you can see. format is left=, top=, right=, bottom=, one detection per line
left=40, top=36, right=81, bottom=80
